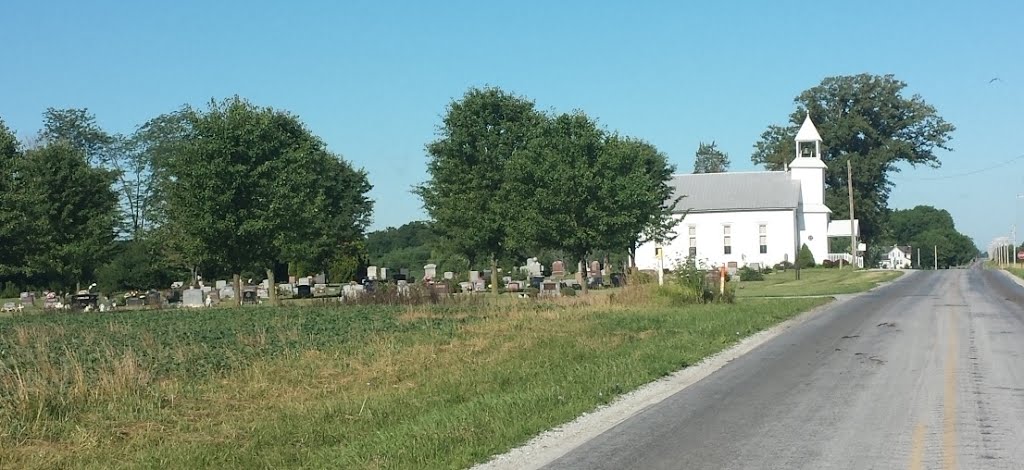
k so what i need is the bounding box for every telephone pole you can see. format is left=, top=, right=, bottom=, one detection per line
left=847, top=160, right=857, bottom=269
left=934, top=245, right=938, bottom=270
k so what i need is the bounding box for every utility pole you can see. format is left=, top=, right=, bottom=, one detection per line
left=1014, top=225, right=1018, bottom=267
left=917, top=248, right=921, bottom=269
left=934, top=245, right=938, bottom=270
left=847, top=160, right=857, bottom=269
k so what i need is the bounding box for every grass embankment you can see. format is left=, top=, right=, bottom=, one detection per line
left=735, top=268, right=903, bottom=298
left=1003, top=266, right=1024, bottom=280
left=0, top=287, right=827, bottom=469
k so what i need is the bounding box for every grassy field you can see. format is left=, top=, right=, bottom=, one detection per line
left=1004, top=266, right=1024, bottom=280
left=734, top=268, right=903, bottom=298
left=0, top=286, right=828, bottom=469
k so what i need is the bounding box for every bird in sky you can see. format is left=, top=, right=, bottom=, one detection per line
left=989, top=77, right=1003, bottom=84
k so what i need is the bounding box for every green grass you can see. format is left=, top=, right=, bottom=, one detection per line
left=1004, top=266, right=1024, bottom=279
left=0, top=289, right=828, bottom=469
left=734, top=268, right=903, bottom=298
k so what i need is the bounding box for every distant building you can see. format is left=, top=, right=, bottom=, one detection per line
left=880, top=245, right=913, bottom=269
left=637, top=115, right=861, bottom=271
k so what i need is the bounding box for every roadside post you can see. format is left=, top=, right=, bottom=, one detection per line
left=655, top=245, right=664, bottom=286
left=719, top=265, right=727, bottom=296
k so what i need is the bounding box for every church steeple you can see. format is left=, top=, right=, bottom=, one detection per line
left=794, top=113, right=823, bottom=161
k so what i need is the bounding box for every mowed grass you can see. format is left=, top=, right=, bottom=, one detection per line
left=0, top=288, right=828, bottom=469
left=1004, top=266, right=1024, bottom=280
left=734, top=268, right=903, bottom=298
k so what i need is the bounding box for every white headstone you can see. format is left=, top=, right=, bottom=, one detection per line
left=367, top=266, right=378, bottom=280
left=215, top=280, right=227, bottom=289
left=443, top=271, right=454, bottom=280
left=469, top=271, right=481, bottom=283
left=183, top=288, right=204, bottom=307
left=380, top=267, right=388, bottom=280
left=256, top=287, right=269, bottom=299
left=298, top=277, right=311, bottom=286
left=220, top=286, right=235, bottom=299
left=424, top=264, right=437, bottom=280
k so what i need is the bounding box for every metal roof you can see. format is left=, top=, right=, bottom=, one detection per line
left=669, top=171, right=801, bottom=213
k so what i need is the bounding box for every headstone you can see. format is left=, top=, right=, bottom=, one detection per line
left=145, top=290, right=162, bottom=307
left=256, top=287, right=269, bottom=299
left=215, top=280, right=227, bottom=289
left=443, top=271, right=454, bottom=280
left=380, top=268, right=388, bottom=280
left=278, top=283, right=294, bottom=295
left=296, top=285, right=312, bottom=299
left=502, top=276, right=513, bottom=285
left=289, top=275, right=297, bottom=285
left=539, top=281, right=561, bottom=297
left=183, top=288, right=204, bottom=307
left=126, top=296, right=145, bottom=308
left=397, top=280, right=410, bottom=296
left=423, top=264, right=437, bottom=280
left=469, top=271, right=481, bottom=283
left=525, top=257, right=544, bottom=277
left=474, top=281, right=487, bottom=292
left=590, top=260, right=601, bottom=275
left=459, top=281, right=473, bottom=293
left=367, top=266, right=378, bottom=280
left=314, top=283, right=327, bottom=295
left=242, top=289, right=258, bottom=305
left=220, top=286, right=235, bottom=299
left=260, top=279, right=269, bottom=288
left=342, top=284, right=365, bottom=299
left=552, top=260, right=566, bottom=277
left=19, top=292, right=34, bottom=305
left=171, top=281, right=184, bottom=289
left=432, top=283, right=450, bottom=295
left=314, top=273, right=327, bottom=285
left=530, top=276, right=544, bottom=290
left=201, top=286, right=213, bottom=295
left=506, top=281, right=521, bottom=292
left=298, top=276, right=311, bottom=286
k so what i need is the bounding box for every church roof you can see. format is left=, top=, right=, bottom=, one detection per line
left=668, top=171, right=801, bottom=212
left=795, top=114, right=823, bottom=142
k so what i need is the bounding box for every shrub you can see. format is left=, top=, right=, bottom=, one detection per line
left=798, top=244, right=816, bottom=269
left=665, top=257, right=734, bottom=304
left=738, top=266, right=764, bottom=281
left=560, top=286, right=577, bottom=297
left=821, top=259, right=835, bottom=268
left=773, top=261, right=794, bottom=272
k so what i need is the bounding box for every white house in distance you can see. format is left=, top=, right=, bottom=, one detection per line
left=880, top=245, right=912, bottom=269
left=636, top=115, right=861, bottom=271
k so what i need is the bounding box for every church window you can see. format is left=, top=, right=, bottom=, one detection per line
left=688, top=225, right=696, bottom=257
left=723, top=225, right=732, bottom=255
left=759, top=224, right=767, bottom=254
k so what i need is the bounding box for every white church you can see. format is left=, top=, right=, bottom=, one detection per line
left=636, top=115, right=861, bottom=271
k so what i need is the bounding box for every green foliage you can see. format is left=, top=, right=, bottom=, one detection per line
left=150, top=97, right=372, bottom=280
left=693, top=141, right=730, bottom=174
left=95, top=238, right=186, bottom=293
left=798, top=243, right=816, bottom=268
left=665, top=257, right=733, bottom=304
left=738, top=266, right=764, bottom=281
left=910, top=228, right=976, bottom=269
left=751, top=74, right=955, bottom=243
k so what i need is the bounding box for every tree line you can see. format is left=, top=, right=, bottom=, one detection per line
left=0, top=98, right=372, bottom=300
left=417, top=87, right=678, bottom=294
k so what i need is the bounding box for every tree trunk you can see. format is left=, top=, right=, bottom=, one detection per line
left=233, top=274, right=242, bottom=307
left=490, top=254, right=499, bottom=295
left=579, top=258, right=589, bottom=295
left=267, top=268, right=278, bottom=307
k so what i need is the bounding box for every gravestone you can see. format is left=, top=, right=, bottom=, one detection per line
left=145, top=290, right=162, bottom=307
left=19, top=292, right=34, bottom=305
left=242, top=288, right=258, bottom=305
left=367, top=266, right=378, bottom=280
left=171, top=281, right=184, bottom=289
left=469, top=271, right=481, bottom=283
left=220, top=286, right=235, bottom=299
left=474, top=281, right=486, bottom=292
left=530, top=276, right=544, bottom=290
left=432, top=283, right=450, bottom=295
left=256, top=287, right=269, bottom=299
left=298, top=276, right=311, bottom=286
left=502, top=276, right=512, bottom=285
left=552, top=260, right=566, bottom=277
left=459, top=281, right=473, bottom=293
left=342, top=284, right=364, bottom=300
left=380, top=267, right=388, bottom=280
left=506, top=281, right=521, bottom=292
left=215, top=280, right=227, bottom=289
left=443, top=271, right=454, bottom=280
left=278, top=283, right=294, bottom=296
left=590, top=260, right=601, bottom=275
left=314, top=273, right=326, bottom=285
left=126, top=296, right=144, bottom=308
left=423, top=264, right=437, bottom=280
left=539, top=281, right=561, bottom=297
left=207, top=290, right=220, bottom=305
left=296, top=285, right=312, bottom=299
left=397, top=280, right=410, bottom=296
left=183, top=288, right=204, bottom=307
left=314, top=283, right=327, bottom=295
left=526, top=258, right=543, bottom=277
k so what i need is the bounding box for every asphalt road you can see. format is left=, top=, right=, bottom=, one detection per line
left=545, top=267, right=1024, bottom=469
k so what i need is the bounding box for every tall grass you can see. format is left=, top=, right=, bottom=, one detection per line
left=0, top=285, right=827, bottom=469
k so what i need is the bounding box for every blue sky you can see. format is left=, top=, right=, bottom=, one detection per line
left=2, top=0, right=1022, bottom=248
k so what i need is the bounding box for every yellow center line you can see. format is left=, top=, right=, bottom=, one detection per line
left=943, top=310, right=958, bottom=469
left=909, top=423, right=926, bottom=470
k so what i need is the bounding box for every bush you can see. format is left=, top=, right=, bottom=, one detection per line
left=560, top=286, right=577, bottom=297
left=738, top=266, right=764, bottom=281
left=821, top=259, right=835, bottom=268
left=773, top=261, right=794, bottom=272
left=798, top=244, right=816, bottom=269
left=665, top=258, right=733, bottom=304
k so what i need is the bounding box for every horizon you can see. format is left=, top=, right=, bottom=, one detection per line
left=3, top=0, right=1021, bottom=248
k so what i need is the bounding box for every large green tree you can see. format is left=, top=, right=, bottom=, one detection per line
left=152, top=97, right=373, bottom=302
left=16, top=142, right=119, bottom=289
left=417, top=87, right=544, bottom=293
left=886, top=205, right=956, bottom=244
left=693, top=141, right=729, bottom=174
left=504, top=112, right=614, bottom=294
left=751, top=74, right=955, bottom=243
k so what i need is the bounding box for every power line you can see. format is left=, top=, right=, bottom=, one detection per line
left=902, top=153, right=1024, bottom=181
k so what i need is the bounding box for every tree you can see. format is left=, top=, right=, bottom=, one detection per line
left=751, top=74, right=955, bottom=243
left=505, top=112, right=612, bottom=294
left=798, top=243, right=816, bottom=268
left=417, top=87, right=544, bottom=294
left=601, top=136, right=680, bottom=271
left=39, top=108, right=115, bottom=165
left=0, top=118, right=32, bottom=284
left=693, top=141, right=729, bottom=174
left=16, top=142, right=119, bottom=289
left=152, top=97, right=373, bottom=303
left=911, top=228, right=976, bottom=269
left=887, top=206, right=955, bottom=244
